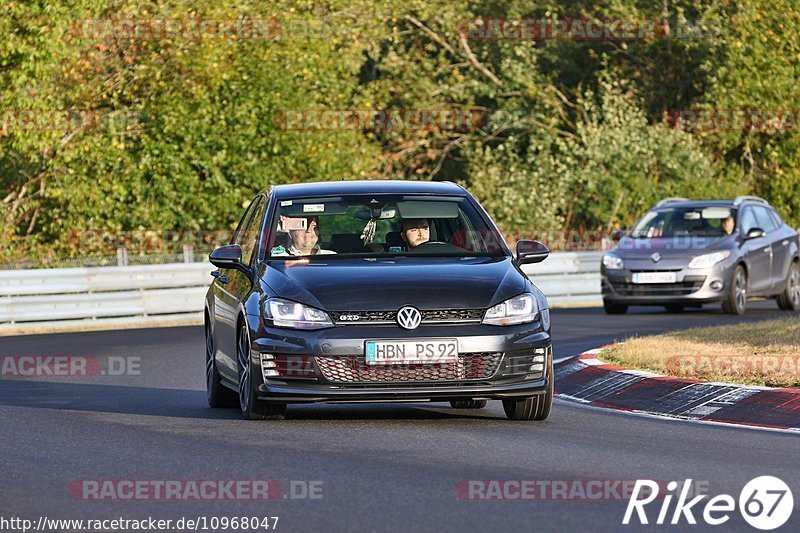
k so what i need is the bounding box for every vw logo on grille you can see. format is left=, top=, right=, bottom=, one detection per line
left=396, top=306, right=422, bottom=330
left=651, top=252, right=661, bottom=263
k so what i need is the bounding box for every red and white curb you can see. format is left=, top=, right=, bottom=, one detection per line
left=554, top=346, right=800, bottom=432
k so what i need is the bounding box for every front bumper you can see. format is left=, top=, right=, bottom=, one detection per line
left=248, top=321, right=551, bottom=404
left=601, top=261, right=734, bottom=305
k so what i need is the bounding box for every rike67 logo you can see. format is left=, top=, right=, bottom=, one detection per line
left=624, top=477, right=793, bottom=530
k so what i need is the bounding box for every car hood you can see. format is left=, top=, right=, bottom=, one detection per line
left=612, top=235, right=734, bottom=260
left=259, top=256, right=527, bottom=311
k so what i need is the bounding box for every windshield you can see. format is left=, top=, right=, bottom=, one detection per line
left=262, top=194, right=507, bottom=259
left=630, top=206, right=736, bottom=238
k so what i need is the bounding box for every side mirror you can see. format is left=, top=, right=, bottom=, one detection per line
left=515, top=240, right=550, bottom=265
left=743, top=228, right=765, bottom=240
left=610, top=230, right=627, bottom=242
left=209, top=244, right=248, bottom=272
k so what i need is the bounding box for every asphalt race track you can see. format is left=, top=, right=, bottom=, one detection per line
left=1, top=302, right=798, bottom=532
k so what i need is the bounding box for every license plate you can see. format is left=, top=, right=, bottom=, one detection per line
left=365, top=339, right=458, bottom=365
left=632, top=272, right=677, bottom=284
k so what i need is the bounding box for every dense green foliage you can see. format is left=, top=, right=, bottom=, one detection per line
left=1, top=1, right=797, bottom=261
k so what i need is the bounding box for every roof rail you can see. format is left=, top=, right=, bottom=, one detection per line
left=733, top=195, right=768, bottom=206
left=655, top=197, right=689, bottom=207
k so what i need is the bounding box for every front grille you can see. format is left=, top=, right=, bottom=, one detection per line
left=628, top=269, right=682, bottom=273
left=610, top=276, right=706, bottom=296
left=316, top=352, right=502, bottom=383
left=329, top=308, right=484, bottom=325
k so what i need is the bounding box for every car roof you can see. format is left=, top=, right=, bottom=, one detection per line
left=266, top=180, right=467, bottom=199
left=651, top=200, right=736, bottom=210
left=651, top=199, right=779, bottom=211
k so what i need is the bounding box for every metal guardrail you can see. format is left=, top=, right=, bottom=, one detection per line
left=522, top=251, right=603, bottom=306
left=0, top=263, right=213, bottom=331
left=0, top=252, right=604, bottom=332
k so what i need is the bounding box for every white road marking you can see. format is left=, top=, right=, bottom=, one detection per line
left=554, top=396, right=800, bottom=434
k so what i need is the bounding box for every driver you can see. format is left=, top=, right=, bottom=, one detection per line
left=401, top=218, right=430, bottom=249
left=722, top=215, right=735, bottom=235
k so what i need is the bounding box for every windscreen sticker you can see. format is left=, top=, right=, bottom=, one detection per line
left=303, top=204, right=325, bottom=213
left=280, top=200, right=293, bottom=206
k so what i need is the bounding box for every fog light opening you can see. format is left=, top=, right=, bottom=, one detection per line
left=710, top=280, right=724, bottom=291
left=260, top=354, right=278, bottom=381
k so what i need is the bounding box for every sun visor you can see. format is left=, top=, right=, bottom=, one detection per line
left=396, top=200, right=459, bottom=219
left=701, top=207, right=732, bottom=219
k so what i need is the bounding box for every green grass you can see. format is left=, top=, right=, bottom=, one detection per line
left=599, top=317, right=800, bottom=388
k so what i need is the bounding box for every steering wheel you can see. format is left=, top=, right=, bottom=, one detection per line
left=413, top=241, right=448, bottom=248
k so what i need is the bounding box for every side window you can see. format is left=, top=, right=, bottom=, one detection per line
left=769, top=209, right=784, bottom=229
left=739, top=208, right=758, bottom=234
left=232, top=198, right=259, bottom=245
left=238, top=197, right=266, bottom=266
left=753, top=206, right=778, bottom=232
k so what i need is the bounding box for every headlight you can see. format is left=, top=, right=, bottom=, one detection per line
left=688, top=251, right=730, bottom=269
left=483, top=293, right=539, bottom=326
left=264, top=298, right=333, bottom=329
left=602, top=254, right=624, bottom=270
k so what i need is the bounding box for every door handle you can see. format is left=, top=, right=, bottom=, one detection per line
left=211, top=270, right=229, bottom=284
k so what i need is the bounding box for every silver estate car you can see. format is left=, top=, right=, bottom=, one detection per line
left=601, top=196, right=800, bottom=315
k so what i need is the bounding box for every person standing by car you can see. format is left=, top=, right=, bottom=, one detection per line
left=401, top=218, right=430, bottom=249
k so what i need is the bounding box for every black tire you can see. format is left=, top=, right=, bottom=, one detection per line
left=502, top=357, right=554, bottom=421
left=237, top=322, right=287, bottom=420
left=450, top=400, right=488, bottom=409
left=206, top=318, right=237, bottom=408
left=776, top=261, right=800, bottom=311
left=664, top=304, right=685, bottom=313
left=603, top=299, right=628, bottom=314
left=721, top=265, right=747, bottom=315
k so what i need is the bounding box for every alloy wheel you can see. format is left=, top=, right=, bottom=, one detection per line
left=205, top=322, right=215, bottom=393
left=791, top=264, right=800, bottom=308
left=238, top=324, right=251, bottom=413
left=735, top=268, right=747, bottom=312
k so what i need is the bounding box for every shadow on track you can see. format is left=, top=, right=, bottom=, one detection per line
left=0, top=380, right=502, bottom=421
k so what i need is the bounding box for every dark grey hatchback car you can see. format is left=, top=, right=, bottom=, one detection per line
left=205, top=180, right=553, bottom=420
left=601, top=196, right=800, bottom=315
